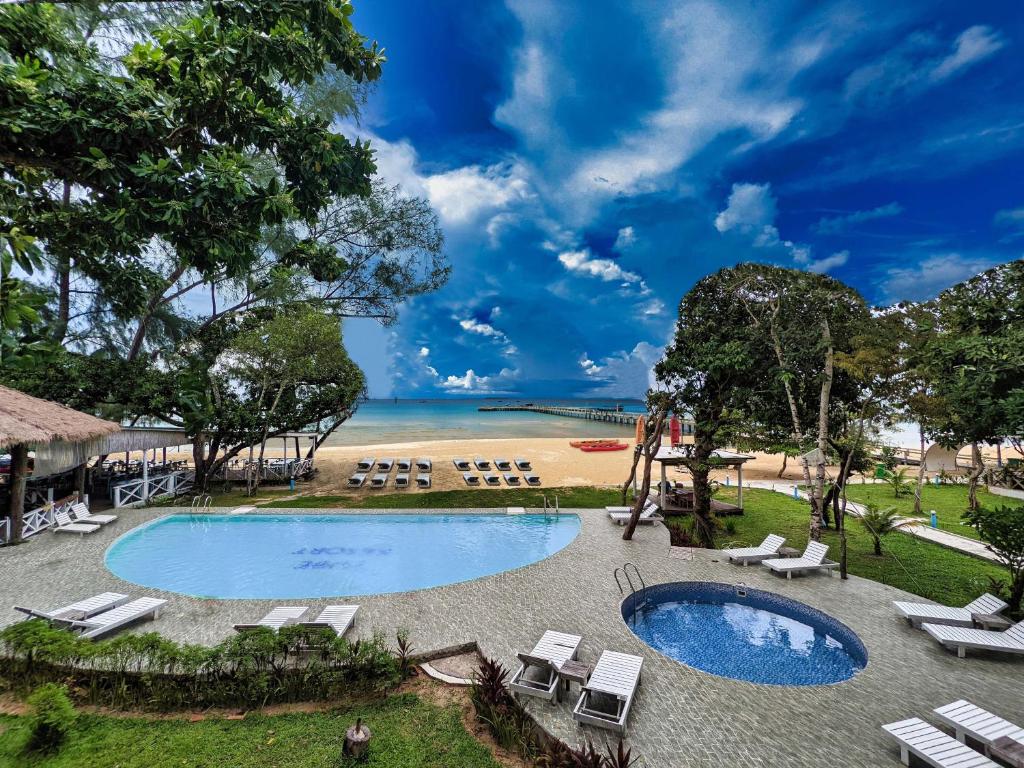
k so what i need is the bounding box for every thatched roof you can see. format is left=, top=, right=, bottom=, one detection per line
left=0, top=385, right=120, bottom=450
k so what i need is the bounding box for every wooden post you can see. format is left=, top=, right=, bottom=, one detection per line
left=74, top=463, right=86, bottom=501
left=344, top=718, right=372, bottom=758
left=737, top=462, right=744, bottom=510
left=7, top=444, right=28, bottom=543
left=660, top=460, right=667, bottom=509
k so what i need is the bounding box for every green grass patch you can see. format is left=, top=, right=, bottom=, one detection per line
left=0, top=693, right=501, bottom=768
left=245, top=486, right=624, bottom=510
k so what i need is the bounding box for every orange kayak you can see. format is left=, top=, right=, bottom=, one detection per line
left=579, top=443, right=628, bottom=452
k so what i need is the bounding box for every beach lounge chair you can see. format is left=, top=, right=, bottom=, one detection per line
left=70, top=501, right=118, bottom=526
left=52, top=509, right=99, bottom=536
left=416, top=474, right=431, bottom=488
left=483, top=473, right=501, bottom=486
left=573, top=651, right=643, bottom=735
left=395, top=473, right=410, bottom=488
left=514, top=458, right=531, bottom=471
left=298, top=605, right=359, bottom=637
left=71, top=597, right=168, bottom=640
left=453, top=458, right=471, bottom=471
left=416, top=458, right=432, bottom=472
left=15, top=592, right=129, bottom=622
left=463, top=473, right=480, bottom=486
left=474, top=457, right=491, bottom=470
left=370, top=473, right=388, bottom=488
left=933, top=699, right=1024, bottom=755
left=234, top=606, right=308, bottom=632
left=503, top=473, right=520, bottom=486
left=883, top=718, right=999, bottom=768
left=347, top=472, right=367, bottom=488
left=524, top=473, right=541, bottom=486
left=494, top=458, right=512, bottom=471
left=357, top=457, right=375, bottom=471
left=723, top=534, right=787, bottom=566
left=921, top=619, right=1024, bottom=658
left=607, top=501, right=663, bottom=526
left=762, top=541, right=837, bottom=579
left=377, top=458, right=394, bottom=471
left=509, top=630, right=582, bottom=703
left=396, top=458, right=412, bottom=472
left=893, top=593, right=1009, bottom=629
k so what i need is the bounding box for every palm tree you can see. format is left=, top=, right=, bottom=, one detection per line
left=859, top=503, right=911, bottom=555
left=883, top=467, right=914, bottom=498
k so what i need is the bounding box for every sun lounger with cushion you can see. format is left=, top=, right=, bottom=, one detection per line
left=370, top=473, right=388, bottom=488
left=396, top=458, right=412, bottom=472
left=377, top=458, right=394, bottom=471
left=921, top=620, right=1024, bottom=658
left=509, top=630, right=583, bottom=703
left=474, top=457, right=490, bottom=470
left=933, top=699, right=1024, bottom=754
left=357, top=457, right=375, bottom=471
left=416, top=458, right=432, bottom=471
left=483, top=473, right=501, bottom=486
left=347, top=473, right=367, bottom=488
left=524, top=473, right=541, bottom=486
left=72, top=597, right=168, bottom=639
left=514, top=458, right=531, bottom=471
left=234, top=606, right=308, bottom=632
left=15, top=592, right=129, bottom=622
left=416, top=474, right=431, bottom=488
left=395, top=473, right=410, bottom=488
left=494, top=459, right=512, bottom=471
left=573, top=651, right=643, bottom=735
left=70, top=502, right=118, bottom=526
left=883, top=717, right=999, bottom=767
left=762, top=541, right=837, bottom=579
left=724, top=534, right=786, bottom=565
left=52, top=509, right=99, bottom=536
left=503, top=473, right=520, bottom=486
left=463, top=473, right=480, bottom=486
left=607, top=500, right=663, bottom=526
left=893, top=593, right=1008, bottom=629
left=453, top=458, right=471, bottom=471
left=298, top=605, right=359, bottom=637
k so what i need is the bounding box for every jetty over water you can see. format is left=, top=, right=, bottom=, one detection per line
left=479, top=404, right=695, bottom=433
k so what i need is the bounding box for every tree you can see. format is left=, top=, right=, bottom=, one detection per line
left=964, top=504, right=1024, bottom=613
left=858, top=504, right=911, bottom=556
left=621, top=396, right=669, bottom=542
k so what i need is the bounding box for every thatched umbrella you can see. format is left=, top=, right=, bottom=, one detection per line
left=0, top=385, right=120, bottom=543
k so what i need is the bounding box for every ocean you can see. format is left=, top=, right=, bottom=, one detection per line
left=320, top=398, right=645, bottom=446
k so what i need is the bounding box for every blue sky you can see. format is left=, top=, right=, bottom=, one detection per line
left=341, top=0, right=1024, bottom=399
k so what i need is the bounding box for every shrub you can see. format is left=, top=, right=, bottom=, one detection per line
left=24, top=683, right=77, bottom=753
left=964, top=504, right=1024, bottom=614
left=858, top=503, right=911, bottom=556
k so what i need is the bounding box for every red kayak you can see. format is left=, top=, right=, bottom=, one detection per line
left=579, top=443, right=628, bottom=452
left=570, top=439, right=621, bottom=448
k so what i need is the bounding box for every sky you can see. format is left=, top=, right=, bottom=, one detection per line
left=341, top=0, right=1024, bottom=399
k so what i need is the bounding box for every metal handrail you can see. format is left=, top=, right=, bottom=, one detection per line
left=614, top=561, right=648, bottom=625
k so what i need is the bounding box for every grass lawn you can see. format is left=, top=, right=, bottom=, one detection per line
left=0, top=693, right=501, bottom=768
left=675, top=488, right=1009, bottom=607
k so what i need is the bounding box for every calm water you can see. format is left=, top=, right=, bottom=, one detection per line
left=105, top=513, right=581, bottom=598
left=323, top=398, right=643, bottom=446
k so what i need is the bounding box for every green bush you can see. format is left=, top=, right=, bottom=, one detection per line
left=24, top=683, right=77, bottom=753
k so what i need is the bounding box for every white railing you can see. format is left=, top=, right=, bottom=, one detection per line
left=290, top=458, right=313, bottom=479
left=112, top=469, right=193, bottom=508
left=1, top=495, right=78, bottom=544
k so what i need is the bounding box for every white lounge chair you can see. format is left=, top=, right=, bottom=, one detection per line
left=524, top=473, right=541, bottom=486
left=395, top=473, right=410, bottom=488
left=494, top=458, right=512, bottom=471
left=71, top=597, right=167, bottom=639
left=509, top=630, right=583, bottom=703
left=483, top=472, right=501, bottom=486
left=503, top=473, right=520, bottom=486
left=893, top=593, right=1008, bottom=629
left=514, top=458, right=531, bottom=471
left=415, top=458, right=432, bottom=472
left=357, top=457, right=375, bottom=471
left=298, top=605, right=359, bottom=637
left=370, top=473, right=388, bottom=488
left=607, top=500, right=663, bottom=526
left=463, top=473, right=480, bottom=486
left=377, top=458, right=394, bottom=471
left=396, top=458, right=412, bottom=472
left=234, top=606, right=308, bottom=632
left=933, top=699, right=1024, bottom=755
left=921, top=620, right=1024, bottom=658
left=724, top=534, right=787, bottom=565
left=573, top=651, right=643, bottom=735
left=70, top=502, right=118, bottom=526
left=15, top=592, right=129, bottom=622
left=474, top=457, right=490, bottom=470
left=762, top=541, right=837, bottom=579
left=52, top=509, right=99, bottom=536
left=453, top=458, right=471, bottom=471
left=347, top=473, right=367, bottom=488
left=416, top=474, right=431, bottom=488
left=883, top=717, right=999, bottom=767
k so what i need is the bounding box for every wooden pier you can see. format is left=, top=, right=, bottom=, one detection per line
left=478, top=405, right=695, bottom=434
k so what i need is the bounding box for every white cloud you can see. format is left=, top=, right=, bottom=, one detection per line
left=813, top=202, right=904, bottom=234
left=614, top=226, right=637, bottom=251
left=418, top=347, right=430, bottom=357
left=881, top=253, right=1000, bottom=302
left=714, top=182, right=778, bottom=238
left=930, top=25, right=1005, bottom=82
left=424, top=162, right=532, bottom=225
left=458, top=317, right=502, bottom=337
left=583, top=342, right=664, bottom=397
left=439, top=368, right=518, bottom=394
left=557, top=248, right=642, bottom=285
left=994, top=207, right=1024, bottom=227
left=806, top=250, right=849, bottom=274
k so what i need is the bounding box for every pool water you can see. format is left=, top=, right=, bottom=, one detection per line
left=623, top=582, right=867, bottom=686
left=105, top=513, right=580, bottom=599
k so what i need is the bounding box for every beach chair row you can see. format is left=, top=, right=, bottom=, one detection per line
left=722, top=535, right=839, bottom=578
left=349, top=457, right=432, bottom=489
left=454, top=457, right=531, bottom=472
left=463, top=471, right=540, bottom=487
left=883, top=698, right=1022, bottom=767
left=49, top=502, right=119, bottom=537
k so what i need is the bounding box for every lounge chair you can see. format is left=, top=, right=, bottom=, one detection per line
left=298, top=605, right=359, bottom=637
left=70, top=501, right=118, bottom=526
left=573, top=651, right=643, bottom=735
left=723, top=534, right=787, bottom=566
left=71, top=597, right=168, bottom=640
left=347, top=472, right=367, bottom=488
left=357, top=457, right=375, bottom=471
left=921, top=620, right=1024, bottom=658
left=494, top=458, right=512, bottom=471
left=514, top=458, right=531, bottom=471
left=893, top=593, right=1009, bottom=629
left=416, top=474, right=431, bottom=488
left=453, top=458, right=471, bottom=471
left=933, top=699, right=1024, bottom=754
left=883, top=717, right=999, bottom=767
left=370, top=473, right=388, bottom=488
left=524, top=473, right=541, bottom=486
left=396, top=458, right=412, bottom=472
left=377, top=458, right=394, bottom=471
left=416, top=458, right=432, bottom=472
left=15, top=592, right=129, bottom=622
left=503, top=473, right=520, bottom=486
left=52, top=509, right=99, bottom=536
left=607, top=501, right=663, bottom=526
left=394, top=473, right=410, bottom=488
left=509, top=630, right=582, bottom=703
left=234, top=606, right=308, bottom=632
left=463, top=473, right=480, bottom=486
left=762, top=541, right=837, bottom=579
left=483, top=473, right=501, bottom=486
left=474, top=457, right=490, bottom=470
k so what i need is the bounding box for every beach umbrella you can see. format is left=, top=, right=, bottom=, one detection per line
left=670, top=415, right=681, bottom=446
left=635, top=415, right=645, bottom=445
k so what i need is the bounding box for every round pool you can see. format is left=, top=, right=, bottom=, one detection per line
left=622, top=581, right=867, bottom=686
left=106, top=513, right=580, bottom=599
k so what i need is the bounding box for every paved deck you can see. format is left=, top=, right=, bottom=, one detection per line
left=1, top=506, right=1022, bottom=768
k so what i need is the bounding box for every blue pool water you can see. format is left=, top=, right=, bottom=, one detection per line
left=623, top=582, right=867, bottom=686
left=106, top=513, right=580, bottom=599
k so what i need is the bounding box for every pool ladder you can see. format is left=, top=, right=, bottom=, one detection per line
left=542, top=494, right=559, bottom=517
left=614, top=562, right=647, bottom=625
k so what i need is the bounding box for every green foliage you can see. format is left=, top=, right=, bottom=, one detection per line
left=24, top=684, right=76, bottom=754
left=841, top=483, right=1002, bottom=542
left=0, top=621, right=400, bottom=711
left=963, top=504, right=1024, bottom=613
left=858, top=503, right=911, bottom=556
left=882, top=468, right=914, bottom=498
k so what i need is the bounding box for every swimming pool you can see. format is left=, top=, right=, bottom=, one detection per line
left=622, top=582, right=867, bottom=686
left=105, top=513, right=580, bottom=599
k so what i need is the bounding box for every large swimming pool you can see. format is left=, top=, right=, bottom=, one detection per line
left=622, top=582, right=867, bottom=686
left=106, top=513, right=580, bottom=599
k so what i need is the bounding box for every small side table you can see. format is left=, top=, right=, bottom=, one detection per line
left=991, top=736, right=1024, bottom=768
left=972, top=612, right=1013, bottom=631
left=558, top=660, right=591, bottom=701
left=776, top=546, right=801, bottom=558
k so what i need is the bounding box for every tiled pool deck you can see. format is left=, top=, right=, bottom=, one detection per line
left=1, top=507, right=1022, bottom=768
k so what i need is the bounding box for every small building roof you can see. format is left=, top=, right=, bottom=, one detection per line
left=0, top=385, right=120, bottom=450
left=653, top=446, right=754, bottom=466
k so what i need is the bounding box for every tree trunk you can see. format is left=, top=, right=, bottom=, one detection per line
left=689, top=436, right=716, bottom=549
left=127, top=263, right=188, bottom=361
left=6, top=444, right=28, bottom=543
left=1008, top=572, right=1023, bottom=614
left=192, top=436, right=208, bottom=492
left=776, top=452, right=788, bottom=479
left=623, top=409, right=666, bottom=541
left=809, top=319, right=834, bottom=542
left=51, top=182, right=72, bottom=343
left=252, top=384, right=285, bottom=494
left=621, top=445, right=643, bottom=505
left=872, top=536, right=882, bottom=557
left=967, top=443, right=984, bottom=511
left=913, top=425, right=926, bottom=517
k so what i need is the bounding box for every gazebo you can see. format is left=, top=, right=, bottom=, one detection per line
left=652, top=446, right=755, bottom=513
left=0, top=385, right=120, bottom=544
